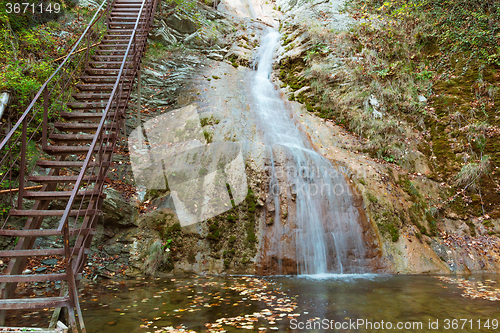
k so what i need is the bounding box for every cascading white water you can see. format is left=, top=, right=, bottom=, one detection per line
left=252, top=29, right=372, bottom=275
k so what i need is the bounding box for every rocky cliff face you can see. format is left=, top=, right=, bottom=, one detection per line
left=91, top=0, right=500, bottom=278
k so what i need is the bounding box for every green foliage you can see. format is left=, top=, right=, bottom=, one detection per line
left=377, top=221, right=399, bottom=242
left=203, top=129, right=213, bottom=143
left=168, top=222, right=182, bottom=233
left=0, top=202, right=10, bottom=217
left=226, top=214, right=237, bottom=222
left=454, top=156, right=490, bottom=189
left=466, top=220, right=477, bottom=237
left=245, top=188, right=257, bottom=247
left=366, top=192, right=378, bottom=203
left=207, top=221, right=220, bottom=241
left=200, top=115, right=220, bottom=127
left=142, top=239, right=170, bottom=276
left=304, top=43, right=329, bottom=61
left=165, top=0, right=197, bottom=12
left=0, top=0, right=68, bottom=32
left=0, top=11, right=67, bottom=109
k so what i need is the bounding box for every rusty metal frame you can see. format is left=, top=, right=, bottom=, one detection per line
left=0, top=0, right=159, bottom=330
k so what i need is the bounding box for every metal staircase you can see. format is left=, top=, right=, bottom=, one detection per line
left=0, top=0, right=158, bottom=331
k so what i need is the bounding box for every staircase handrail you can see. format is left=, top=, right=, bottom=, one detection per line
left=58, top=0, right=156, bottom=233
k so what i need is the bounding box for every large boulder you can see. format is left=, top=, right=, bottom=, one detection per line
left=102, top=187, right=138, bottom=227
left=165, top=13, right=198, bottom=34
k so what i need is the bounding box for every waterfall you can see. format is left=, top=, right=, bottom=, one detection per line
left=252, top=29, right=373, bottom=275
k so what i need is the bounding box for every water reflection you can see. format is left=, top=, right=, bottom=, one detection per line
left=8, top=275, right=500, bottom=332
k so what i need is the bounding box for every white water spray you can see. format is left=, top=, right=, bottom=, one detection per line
left=252, top=29, right=371, bottom=274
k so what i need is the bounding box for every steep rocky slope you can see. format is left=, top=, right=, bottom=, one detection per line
left=89, top=0, right=500, bottom=277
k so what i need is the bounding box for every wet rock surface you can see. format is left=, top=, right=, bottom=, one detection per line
left=85, top=0, right=500, bottom=278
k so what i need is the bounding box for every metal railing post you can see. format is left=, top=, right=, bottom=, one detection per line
left=17, top=117, right=27, bottom=210
left=42, top=86, right=48, bottom=149
left=85, top=30, right=90, bottom=67
left=137, top=65, right=141, bottom=128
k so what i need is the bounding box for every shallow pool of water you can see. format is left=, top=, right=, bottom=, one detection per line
left=9, top=274, right=500, bottom=332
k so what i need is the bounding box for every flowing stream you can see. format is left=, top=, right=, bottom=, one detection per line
left=252, top=29, right=375, bottom=275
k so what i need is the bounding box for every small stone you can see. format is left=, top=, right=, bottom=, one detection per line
left=369, top=95, right=380, bottom=108
left=417, top=95, right=427, bottom=103
left=42, top=258, right=58, bottom=266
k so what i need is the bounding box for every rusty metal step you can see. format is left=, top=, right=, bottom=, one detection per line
left=24, top=189, right=106, bottom=200
left=85, top=66, right=133, bottom=71
left=89, top=62, right=135, bottom=68
left=54, top=122, right=99, bottom=130
left=85, top=65, right=134, bottom=72
left=106, top=32, right=147, bottom=37
left=85, top=66, right=132, bottom=72
left=85, top=65, right=132, bottom=72
left=84, top=68, right=134, bottom=75
left=80, top=75, right=133, bottom=83
left=91, top=55, right=134, bottom=61
left=110, top=9, right=141, bottom=12
left=109, top=13, right=140, bottom=17
left=94, top=48, right=136, bottom=54
left=9, top=210, right=100, bottom=217
left=95, top=49, right=129, bottom=54
left=36, top=160, right=111, bottom=168
left=113, top=4, right=144, bottom=7
left=0, top=274, right=68, bottom=283
left=49, top=133, right=116, bottom=143
left=0, top=247, right=84, bottom=257
left=0, top=228, right=95, bottom=237
left=97, top=44, right=136, bottom=48
left=54, top=122, right=117, bottom=131
left=71, top=92, right=111, bottom=101
left=108, top=18, right=148, bottom=23
left=60, top=112, right=119, bottom=120
left=44, top=145, right=115, bottom=155
left=66, top=101, right=126, bottom=109
left=75, top=83, right=116, bottom=91
left=102, top=35, right=135, bottom=40
left=108, top=21, right=146, bottom=26
left=27, top=175, right=100, bottom=183
left=0, top=297, right=70, bottom=310
left=114, top=0, right=146, bottom=3
left=101, top=38, right=134, bottom=43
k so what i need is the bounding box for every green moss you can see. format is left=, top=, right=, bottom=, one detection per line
left=466, top=220, right=476, bottom=237
left=279, top=58, right=307, bottom=91
left=203, top=129, right=213, bottom=143
left=483, top=220, right=493, bottom=228
left=398, top=176, right=420, bottom=201
left=168, top=222, right=181, bottom=233
left=207, top=221, right=221, bottom=241
left=200, top=115, right=220, bottom=127
left=378, top=222, right=399, bottom=242
left=245, top=187, right=257, bottom=248
left=409, top=204, right=428, bottom=236
left=367, top=192, right=378, bottom=203
left=376, top=208, right=401, bottom=242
